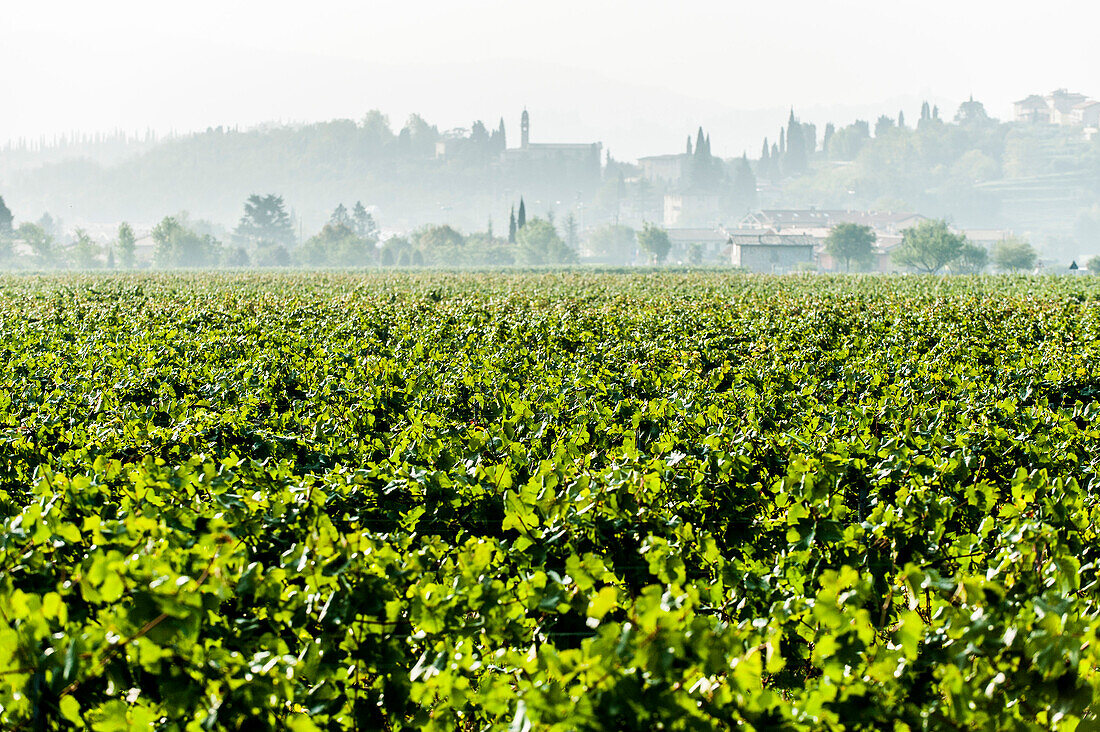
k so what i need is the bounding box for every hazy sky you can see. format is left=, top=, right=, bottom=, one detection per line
left=4, top=0, right=1099, bottom=159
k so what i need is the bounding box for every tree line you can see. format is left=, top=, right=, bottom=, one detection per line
left=0, top=191, right=681, bottom=269
left=825, top=219, right=1064, bottom=273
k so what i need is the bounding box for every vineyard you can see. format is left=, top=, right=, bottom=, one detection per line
left=3, top=271, right=1100, bottom=730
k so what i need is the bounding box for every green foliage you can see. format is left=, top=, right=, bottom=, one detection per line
left=298, top=222, right=377, bottom=267
left=1087, top=255, right=1100, bottom=274
left=585, top=224, right=636, bottom=264
left=636, top=222, right=671, bottom=264
left=16, top=222, right=56, bottom=267
left=955, top=241, right=990, bottom=273
left=68, top=228, right=103, bottom=269
left=893, top=219, right=968, bottom=274
left=516, top=218, right=575, bottom=265
left=993, top=237, right=1039, bottom=272
left=0, top=195, right=12, bottom=238
left=234, top=194, right=296, bottom=250
left=825, top=223, right=876, bottom=271
left=3, top=272, right=1100, bottom=729
left=825, top=120, right=870, bottom=161
left=116, top=222, right=136, bottom=270
left=412, top=224, right=465, bottom=250
left=351, top=202, right=378, bottom=241
left=152, top=216, right=221, bottom=268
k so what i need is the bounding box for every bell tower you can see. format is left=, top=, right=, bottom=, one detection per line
left=521, top=108, right=530, bottom=149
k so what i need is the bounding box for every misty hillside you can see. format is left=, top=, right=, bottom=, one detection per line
left=2, top=101, right=1099, bottom=261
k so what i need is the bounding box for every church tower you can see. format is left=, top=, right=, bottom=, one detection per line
left=521, top=109, right=530, bottom=149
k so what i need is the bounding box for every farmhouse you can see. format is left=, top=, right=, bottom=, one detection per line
left=727, top=232, right=816, bottom=273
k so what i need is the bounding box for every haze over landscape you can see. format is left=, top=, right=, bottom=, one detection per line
left=2, top=0, right=1100, bottom=272
left=4, top=0, right=1099, bottom=156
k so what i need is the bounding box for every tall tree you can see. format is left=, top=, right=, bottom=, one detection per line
left=563, top=212, right=579, bottom=252
left=956, top=241, right=989, bottom=273
left=116, top=221, right=136, bottom=269
left=517, top=198, right=526, bottom=229
left=508, top=207, right=517, bottom=243
left=802, top=123, right=817, bottom=155
left=516, top=218, right=576, bottom=265
left=825, top=223, right=876, bottom=271
left=235, top=194, right=295, bottom=248
left=893, top=219, right=967, bottom=274
left=330, top=203, right=350, bottom=226
left=898, top=110, right=906, bottom=128
left=637, top=222, right=672, bottom=264
left=70, top=228, right=102, bottom=269
left=16, top=223, right=54, bottom=266
left=785, top=112, right=807, bottom=175
left=351, top=202, right=379, bottom=242
left=730, top=154, right=758, bottom=213
left=153, top=216, right=220, bottom=268
left=0, top=195, right=12, bottom=238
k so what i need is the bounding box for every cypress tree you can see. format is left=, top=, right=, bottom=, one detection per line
left=686, top=136, right=693, bottom=155
left=498, top=118, right=507, bottom=150
left=898, top=110, right=906, bottom=128
left=695, top=128, right=706, bottom=158
left=517, top=198, right=526, bottom=229
left=779, top=127, right=786, bottom=156
left=508, top=207, right=517, bottom=243
left=921, top=101, right=930, bottom=121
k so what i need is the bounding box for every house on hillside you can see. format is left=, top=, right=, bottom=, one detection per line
left=1071, top=101, right=1100, bottom=128
left=1014, top=95, right=1050, bottom=123
left=727, top=232, right=816, bottom=273
left=638, top=154, right=688, bottom=186
left=1014, top=89, right=1097, bottom=126
left=1048, top=89, right=1090, bottom=125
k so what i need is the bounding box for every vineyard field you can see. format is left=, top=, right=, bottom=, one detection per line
left=3, top=271, right=1100, bottom=730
